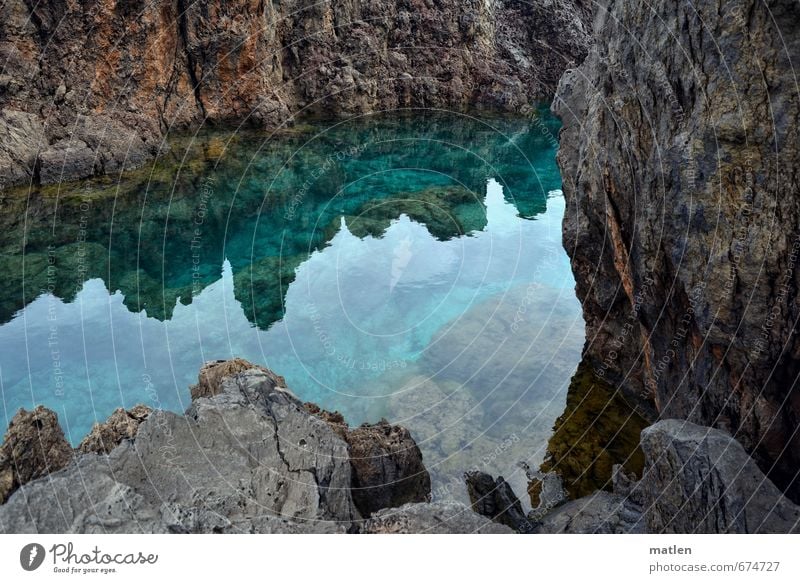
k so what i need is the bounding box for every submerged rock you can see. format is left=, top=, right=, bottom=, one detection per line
left=0, top=406, right=73, bottom=504
left=77, top=405, right=153, bottom=455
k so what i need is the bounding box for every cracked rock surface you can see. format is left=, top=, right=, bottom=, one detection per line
left=0, top=359, right=488, bottom=533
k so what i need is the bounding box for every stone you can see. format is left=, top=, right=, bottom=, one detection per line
left=553, top=0, right=800, bottom=502
left=305, top=405, right=432, bottom=517
left=361, top=501, right=514, bottom=534
left=0, top=0, right=590, bottom=187
left=0, top=359, right=466, bottom=533
left=0, top=406, right=73, bottom=504
left=637, top=420, right=800, bottom=534
left=533, top=490, right=645, bottom=534
left=77, top=405, right=153, bottom=455
left=464, top=471, right=533, bottom=532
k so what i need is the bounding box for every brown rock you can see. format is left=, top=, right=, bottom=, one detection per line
left=77, top=405, right=153, bottom=455
left=306, top=406, right=432, bottom=517
left=0, top=0, right=590, bottom=188
left=554, top=0, right=800, bottom=501
left=346, top=421, right=432, bottom=517
left=190, top=358, right=285, bottom=400
left=0, top=406, right=73, bottom=504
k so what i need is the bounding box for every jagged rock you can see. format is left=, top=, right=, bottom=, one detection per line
left=464, top=471, right=533, bottom=532
left=361, top=501, right=514, bottom=534
left=0, top=0, right=590, bottom=187
left=534, top=420, right=800, bottom=533
left=0, top=359, right=459, bottom=533
left=305, top=404, right=432, bottom=517
left=190, top=358, right=285, bottom=400
left=554, top=0, right=800, bottom=501
left=77, top=405, right=153, bottom=455
left=0, top=406, right=73, bottom=504
left=533, top=490, right=645, bottom=534
left=0, top=363, right=358, bottom=532
left=636, top=421, right=800, bottom=534
left=346, top=421, right=432, bottom=517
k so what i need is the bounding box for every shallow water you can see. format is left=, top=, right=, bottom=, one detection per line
left=0, top=110, right=584, bottom=504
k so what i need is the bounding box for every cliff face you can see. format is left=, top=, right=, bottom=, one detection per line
left=554, top=0, right=800, bottom=500
left=0, top=0, right=589, bottom=187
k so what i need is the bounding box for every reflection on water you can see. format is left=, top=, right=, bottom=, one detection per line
left=0, top=111, right=584, bottom=502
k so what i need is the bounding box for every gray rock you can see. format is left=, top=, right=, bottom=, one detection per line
left=464, top=471, right=534, bottom=532
left=361, top=501, right=514, bottom=534
left=554, top=0, right=800, bottom=501
left=0, top=366, right=358, bottom=533
left=534, top=420, right=800, bottom=534
left=637, top=420, right=800, bottom=534
left=533, top=490, right=645, bottom=534
left=0, top=360, right=490, bottom=534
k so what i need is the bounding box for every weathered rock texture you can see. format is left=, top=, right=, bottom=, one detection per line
left=465, top=470, right=532, bottom=532
left=635, top=420, right=800, bottom=534
left=0, top=406, right=73, bottom=504
left=77, top=405, right=152, bottom=455
left=0, top=359, right=470, bottom=533
left=535, top=421, right=800, bottom=533
left=362, top=501, right=513, bottom=534
left=554, top=0, right=800, bottom=501
left=0, top=0, right=589, bottom=187
left=303, top=404, right=431, bottom=517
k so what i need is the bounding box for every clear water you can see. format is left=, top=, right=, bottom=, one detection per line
left=0, top=110, right=584, bottom=504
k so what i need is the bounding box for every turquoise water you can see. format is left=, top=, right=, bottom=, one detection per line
left=0, top=110, right=584, bottom=502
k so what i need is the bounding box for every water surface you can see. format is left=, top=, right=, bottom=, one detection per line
left=0, top=110, right=584, bottom=504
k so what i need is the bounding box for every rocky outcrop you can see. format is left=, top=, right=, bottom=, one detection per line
left=534, top=420, right=800, bottom=534
left=554, top=0, right=800, bottom=501
left=464, top=470, right=533, bottom=532
left=0, top=406, right=73, bottom=504
left=344, top=421, right=432, bottom=517
left=0, top=359, right=473, bottom=533
left=77, top=405, right=152, bottom=455
left=0, top=0, right=590, bottom=188
left=635, top=420, right=800, bottom=534
left=304, top=404, right=431, bottom=517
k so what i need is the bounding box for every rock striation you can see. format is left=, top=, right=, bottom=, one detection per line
left=553, top=0, right=800, bottom=501
left=0, top=359, right=482, bottom=533
left=0, top=0, right=590, bottom=187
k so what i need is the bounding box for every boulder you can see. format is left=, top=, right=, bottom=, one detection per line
left=0, top=406, right=73, bottom=504
left=77, top=405, right=152, bottom=455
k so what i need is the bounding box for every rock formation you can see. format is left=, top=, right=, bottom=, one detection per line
left=0, top=406, right=73, bottom=504
left=533, top=421, right=800, bottom=534
left=464, top=470, right=533, bottom=532
left=0, top=359, right=466, bottom=533
left=0, top=0, right=590, bottom=187
left=554, top=0, right=800, bottom=501
left=77, top=405, right=153, bottom=455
